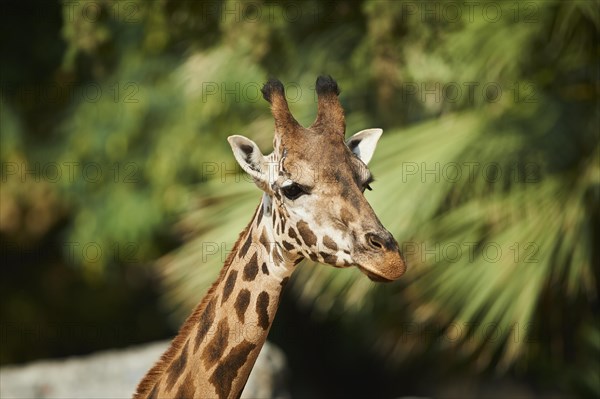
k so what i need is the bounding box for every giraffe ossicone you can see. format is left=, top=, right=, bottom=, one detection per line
left=134, top=75, right=406, bottom=399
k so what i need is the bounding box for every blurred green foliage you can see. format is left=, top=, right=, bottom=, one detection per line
left=1, top=0, right=598, bottom=397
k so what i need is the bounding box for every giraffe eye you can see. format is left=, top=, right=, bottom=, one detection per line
left=281, top=183, right=306, bottom=200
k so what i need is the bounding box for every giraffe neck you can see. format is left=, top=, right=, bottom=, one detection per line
left=134, top=195, right=297, bottom=399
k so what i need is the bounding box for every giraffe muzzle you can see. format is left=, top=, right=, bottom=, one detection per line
left=356, top=231, right=407, bottom=282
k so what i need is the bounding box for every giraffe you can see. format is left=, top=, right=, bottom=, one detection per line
left=133, top=76, right=406, bottom=399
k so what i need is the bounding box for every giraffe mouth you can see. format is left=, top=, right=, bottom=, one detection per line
left=353, top=249, right=407, bottom=282
left=356, top=265, right=394, bottom=283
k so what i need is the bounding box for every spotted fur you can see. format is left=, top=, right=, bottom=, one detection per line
left=202, top=319, right=229, bottom=368
left=234, top=289, right=251, bottom=323
left=194, top=297, right=216, bottom=352
left=209, top=340, right=257, bottom=399
left=256, top=291, right=270, bottom=330
left=222, top=270, right=237, bottom=304
left=242, top=252, right=259, bottom=281
left=165, top=340, right=188, bottom=390
left=296, top=221, right=317, bottom=247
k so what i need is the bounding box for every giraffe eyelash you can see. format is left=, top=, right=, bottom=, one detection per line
left=362, top=175, right=375, bottom=192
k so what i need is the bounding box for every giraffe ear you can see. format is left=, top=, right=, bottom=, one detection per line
left=228, top=135, right=269, bottom=184
left=346, top=128, right=383, bottom=165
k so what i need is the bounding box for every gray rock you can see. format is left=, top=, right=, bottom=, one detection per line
left=0, top=340, right=289, bottom=398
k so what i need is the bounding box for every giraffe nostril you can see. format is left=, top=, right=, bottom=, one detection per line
left=366, top=233, right=385, bottom=250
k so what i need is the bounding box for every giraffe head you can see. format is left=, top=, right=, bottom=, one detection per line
left=228, top=76, right=406, bottom=282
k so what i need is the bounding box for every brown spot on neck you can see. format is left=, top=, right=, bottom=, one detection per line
left=239, top=234, right=252, bottom=259
left=234, top=289, right=251, bottom=323
left=282, top=240, right=295, bottom=251
left=174, top=372, right=196, bottom=398
left=208, top=340, right=257, bottom=399
left=195, top=297, right=216, bottom=352
left=288, top=227, right=297, bottom=240
left=256, top=291, right=270, bottom=330
left=202, top=319, right=230, bottom=369
left=165, top=339, right=189, bottom=391
left=243, top=252, right=259, bottom=281
left=222, top=270, right=238, bottom=304
left=288, top=227, right=303, bottom=245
